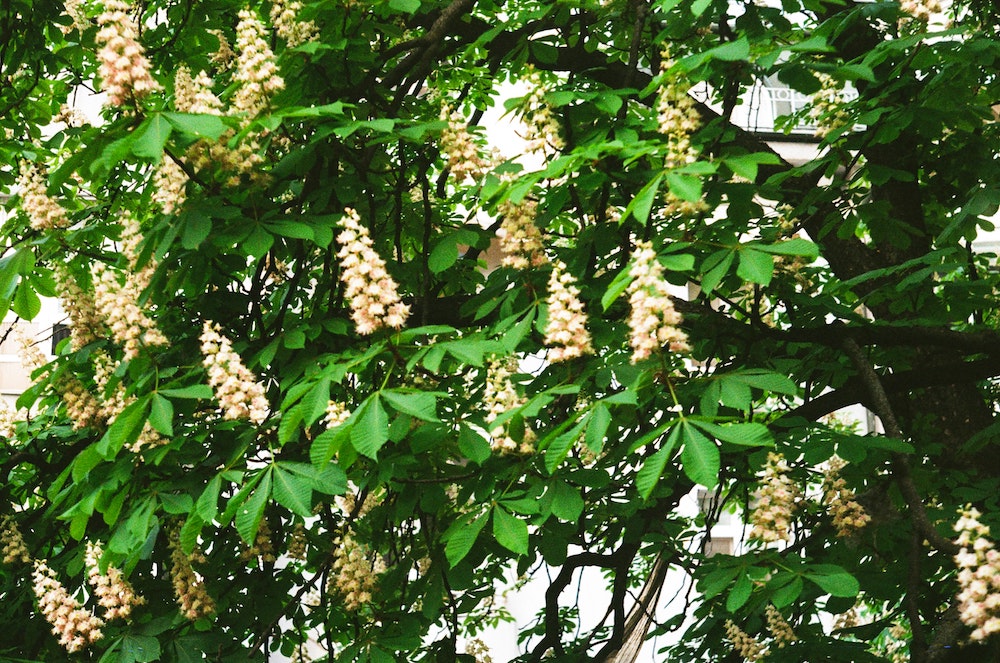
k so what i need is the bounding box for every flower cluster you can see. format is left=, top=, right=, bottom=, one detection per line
left=335, top=208, right=410, bottom=334
left=14, top=326, right=47, bottom=373
left=153, top=157, right=188, bottom=215
left=466, top=638, right=494, bottom=663
left=483, top=357, right=534, bottom=454
left=175, top=67, right=224, bottom=116
left=271, top=0, right=318, bottom=48
left=330, top=534, right=384, bottom=611
left=92, top=262, right=168, bottom=361
left=96, top=0, right=161, bottom=107
left=519, top=67, right=564, bottom=153
left=901, top=0, right=942, bottom=21
left=209, top=29, right=235, bottom=68
left=336, top=483, right=381, bottom=518
left=239, top=518, right=277, bottom=564
left=724, top=619, right=766, bottom=662
left=200, top=321, right=270, bottom=425
left=84, top=542, right=145, bottom=621
left=765, top=604, right=798, bottom=647
left=54, top=264, right=103, bottom=350
left=288, top=522, right=308, bottom=560
left=169, top=526, right=215, bottom=621
left=120, top=212, right=155, bottom=289
left=233, top=9, right=284, bottom=121
left=626, top=241, right=690, bottom=363
left=497, top=199, right=548, bottom=269
left=544, top=261, right=594, bottom=362
left=32, top=559, right=105, bottom=653
left=821, top=457, right=870, bottom=537
left=63, top=376, right=105, bottom=430
left=749, top=452, right=800, bottom=543
left=0, top=398, right=21, bottom=439
left=954, top=506, right=1000, bottom=640
left=16, top=163, right=70, bottom=231
left=439, top=106, right=490, bottom=183
left=810, top=75, right=851, bottom=139
left=325, top=400, right=351, bottom=429
left=656, top=51, right=700, bottom=170
left=54, top=104, right=88, bottom=127
left=61, top=0, right=88, bottom=33
left=1, top=515, right=31, bottom=565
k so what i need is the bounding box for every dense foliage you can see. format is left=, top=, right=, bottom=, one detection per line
left=2, top=0, right=1000, bottom=661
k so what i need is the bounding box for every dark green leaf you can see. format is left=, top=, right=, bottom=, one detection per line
left=737, top=248, right=774, bottom=286
left=726, top=572, right=753, bottom=612
left=132, top=114, right=172, bottom=159
left=493, top=506, right=529, bottom=556
left=149, top=393, right=174, bottom=436
left=444, top=511, right=488, bottom=567
left=351, top=396, right=389, bottom=458
left=382, top=390, right=439, bottom=422
left=636, top=425, right=682, bottom=499
left=680, top=423, right=720, bottom=488
left=272, top=466, right=313, bottom=518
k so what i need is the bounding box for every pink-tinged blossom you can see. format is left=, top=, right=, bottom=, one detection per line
left=92, top=261, right=168, bottom=361
left=335, top=208, right=410, bottom=335
left=84, top=542, right=144, bottom=621
left=271, top=0, right=318, bottom=48
left=16, top=162, right=70, bottom=231
left=497, top=199, right=548, bottom=269
left=544, top=260, right=594, bottom=362
left=233, top=9, right=284, bottom=121
left=954, top=506, right=1000, bottom=640
left=625, top=241, right=689, bottom=363
left=168, top=526, right=215, bottom=621
left=329, top=534, right=384, bottom=611
left=200, top=321, right=270, bottom=425
left=749, top=452, right=800, bottom=544
left=821, top=457, right=871, bottom=537
left=32, top=559, right=105, bottom=652
left=95, top=0, right=161, bottom=107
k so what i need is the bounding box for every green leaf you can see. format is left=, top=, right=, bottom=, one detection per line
left=737, top=248, right=774, bottom=286
left=544, top=420, right=585, bottom=474
left=389, top=0, right=421, bottom=14
left=666, top=172, right=702, bottom=202
left=493, top=506, right=529, bottom=556
left=118, top=634, right=161, bottom=663
left=585, top=403, right=611, bottom=453
left=149, top=393, right=174, bottom=436
left=351, top=396, right=389, bottom=458
left=164, top=112, right=229, bottom=140
left=132, top=114, right=172, bottom=160
left=97, top=397, right=149, bottom=458
left=755, top=238, right=820, bottom=260
left=636, top=425, right=682, bottom=499
left=771, top=576, right=803, bottom=608
left=680, top=422, right=720, bottom=488
left=382, top=390, right=439, bottom=422
left=235, top=469, right=272, bottom=544
left=160, top=384, right=214, bottom=399
left=601, top=265, right=634, bottom=311
left=625, top=173, right=663, bottom=224
left=196, top=474, right=222, bottom=522
left=458, top=424, right=491, bottom=465
left=12, top=282, right=40, bottom=320
left=182, top=212, right=212, bottom=249
left=272, top=466, right=313, bottom=518
left=807, top=567, right=860, bottom=597
left=243, top=226, right=274, bottom=258
left=726, top=572, right=753, bottom=612
left=700, top=249, right=734, bottom=294
left=444, top=511, right=488, bottom=566
left=549, top=481, right=585, bottom=522
left=690, top=420, right=773, bottom=447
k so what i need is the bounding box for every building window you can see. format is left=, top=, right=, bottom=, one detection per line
left=51, top=323, right=71, bottom=354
